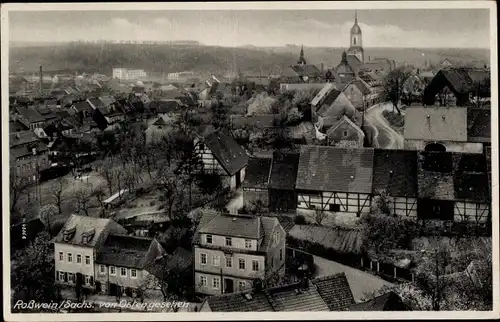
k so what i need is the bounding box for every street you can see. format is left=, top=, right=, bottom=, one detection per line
left=365, top=103, right=404, bottom=149
left=313, top=255, right=394, bottom=303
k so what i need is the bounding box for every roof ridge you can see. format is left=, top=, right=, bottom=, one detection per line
left=311, top=272, right=348, bottom=284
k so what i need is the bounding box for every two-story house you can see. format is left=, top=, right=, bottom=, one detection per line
left=194, top=129, right=249, bottom=190
left=10, top=130, right=50, bottom=184
left=94, top=234, right=166, bottom=297
left=53, top=215, right=127, bottom=291
left=192, top=212, right=286, bottom=296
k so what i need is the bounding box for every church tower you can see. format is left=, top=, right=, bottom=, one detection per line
left=347, top=10, right=364, bottom=63
left=297, top=45, right=307, bottom=65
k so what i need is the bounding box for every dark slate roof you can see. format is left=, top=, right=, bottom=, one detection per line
left=204, top=273, right=355, bottom=312
left=53, top=214, right=126, bottom=248
left=198, top=214, right=262, bottom=240
left=372, top=149, right=418, bottom=197
left=296, top=146, right=374, bottom=193
left=150, top=100, right=182, bottom=114
left=204, top=130, right=248, bottom=176
left=346, top=55, right=362, bottom=70
left=269, top=151, right=300, bottom=190
left=311, top=273, right=356, bottom=311
left=191, top=208, right=220, bottom=245
left=440, top=68, right=476, bottom=93
left=73, top=101, right=93, bottom=113
left=467, top=107, right=491, bottom=142
left=265, top=282, right=330, bottom=311
left=417, top=152, right=489, bottom=202
left=15, top=106, right=45, bottom=123
left=230, top=114, right=279, bottom=129
left=290, top=64, right=321, bottom=77
left=454, top=172, right=490, bottom=202
left=205, top=291, right=273, bottom=312
left=242, top=157, right=272, bottom=189
left=96, top=234, right=165, bottom=269
left=277, top=216, right=295, bottom=233
left=9, top=130, right=39, bottom=148
left=9, top=120, right=29, bottom=133
left=347, top=291, right=409, bottom=311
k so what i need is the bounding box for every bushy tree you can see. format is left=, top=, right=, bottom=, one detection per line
left=11, top=232, right=62, bottom=310
left=246, top=92, right=277, bottom=115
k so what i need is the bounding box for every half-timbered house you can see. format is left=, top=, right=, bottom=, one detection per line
left=194, top=130, right=248, bottom=190
left=416, top=151, right=491, bottom=222
left=295, top=146, right=374, bottom=218
left=372, top=149, right=418, bottom=217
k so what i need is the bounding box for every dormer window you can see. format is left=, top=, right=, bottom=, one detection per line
left=81, top=228, right=95, bottom=245
left=63, top=226, right=76, bottom=242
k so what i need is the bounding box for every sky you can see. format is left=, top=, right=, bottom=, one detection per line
left=8, top=9, right=491, bottom=48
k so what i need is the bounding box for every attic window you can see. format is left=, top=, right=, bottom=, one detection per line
left=350, top=175, right=355, bottom=179
left=389, top=170, right=394, bottom=175
left=81, top=228, right=96, bottom=244
left=442, top=116, right=446, bottom=120
left=63, top=226, right=76, bottom=242
left=426, top=115, right=430, bottom=118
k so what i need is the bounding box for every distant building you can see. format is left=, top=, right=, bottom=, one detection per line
left=167, top=71, right=199, bottom=82
left=10, top=130, right=50, bottom=184
left=192, top=211, right=286, bottom=296
left=112, top=68, right=147, bottom=81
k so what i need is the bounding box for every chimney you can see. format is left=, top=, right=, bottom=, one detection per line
left=39, top=65, right=43, bottom=91
left=368, top=56, right=371, bottom=61
left=321, top=63, right=324, bottom=73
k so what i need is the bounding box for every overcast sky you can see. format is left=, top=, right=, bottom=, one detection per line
left=8, top=9, right=490, bottom=48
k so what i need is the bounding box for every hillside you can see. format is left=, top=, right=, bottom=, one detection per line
left=9, top=43, right=490, bottom=76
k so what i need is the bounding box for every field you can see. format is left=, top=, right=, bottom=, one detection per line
left=9, top=42, right=490, bottom=76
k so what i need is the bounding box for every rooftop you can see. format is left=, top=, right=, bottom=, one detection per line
left=404, top=106, right=467, bottom=142
left=203, top=130, right=249, bottom=176
left=204, top=273, right=355, bottom=312
left=296, top=146, right=374, bottom=193
left=242, top=157, right=272, bottom=189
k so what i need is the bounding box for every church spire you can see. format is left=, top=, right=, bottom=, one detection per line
left=355, top=9, right=358, bottom=24
left=297, top=45, right=307, bottom=65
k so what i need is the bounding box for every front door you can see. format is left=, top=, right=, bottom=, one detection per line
left=224, top=278, right=234, bottom=294
left=235, top=171, right=241, bottom=188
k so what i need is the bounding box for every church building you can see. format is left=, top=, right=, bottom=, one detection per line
left=347, top=10, right=364, bottom=64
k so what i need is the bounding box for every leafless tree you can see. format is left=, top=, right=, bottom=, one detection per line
left=73, top=187, right=92, bottom=216
left=98, top=159, right=120, bottom=196
left=50, top=177, right=68, bottom=214
left=38, top=204, right=58, bottom=237
left=382, top=66, right=413, bottom=114
left=314, top=208, right=328, bottom=226
left=10, top=168, right=31, bottom=213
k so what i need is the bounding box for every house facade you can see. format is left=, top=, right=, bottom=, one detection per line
left=53, top=215, right=127, bottom=291
left=10, top=131, right=50, bottom=184
left=326, top=115, right=364, bottom=148
left=94, top=235, right=166, bottom=297
left=295, top=146, right=374, bottom=218
left=403, top=106, right=483, bottom=154
left=193, top=213, right=286, bottom=296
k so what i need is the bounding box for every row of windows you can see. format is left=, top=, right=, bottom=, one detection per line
left=16, top=159, right=48, bottom=172
left=199, top=275, right=249, bottom=292
left=59, top=251, right=91, bottom=265
left=200, top=253, right=260, bottom=271
left=205, top=235, right=253, bottom=249
left=56, top=271, right=93, bottom=285
left=98, top=264, right=137, bottom=278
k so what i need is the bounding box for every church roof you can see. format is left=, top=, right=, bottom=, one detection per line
left=351, top=10, right=362, bottom=34
left=335, top=52, right=356, bottom=76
